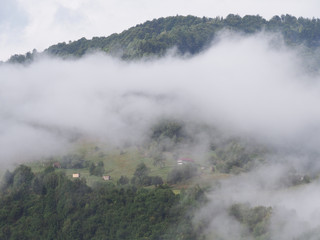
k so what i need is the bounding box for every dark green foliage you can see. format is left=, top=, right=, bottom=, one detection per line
left=0, top=170, right=13, bottom=192
left=151, top=119, right=186, bottom=143
left=8, top=49, right=38, bottom=64
left=167, top=164, right=198, bottom=184
left=131, top=163, right=164, bottom=187
left=165, top=185, right=207, bottom=240
left=6, top=14, right=320, bottom=65
left=1, top=165, right=36, bottom=194
left=209, top=139, right=264, bottom=174
left=151, top=176, right=164, bottom=186
left=7, top=14, right=320, bottom=64
left=0, top=166, right=206, bottom=240
left=60, top=154, right=87, bottom=169
left=229, top=203, right=272, bottom=239
left=133, top=162, right=150, bottom=181
left=117, top=175, right=129, bottom=185
left=89, top=161, right=105, bottom=176
left=13, top=165, right=34, bottom=186
left=152, top=150, right=166, bottom=168
left=42, top=14, right=320, bottom=61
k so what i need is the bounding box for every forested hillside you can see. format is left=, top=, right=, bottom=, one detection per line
left=8, top=14, right=320, bottom=63
left=0, top=165, right=207, bottom=240
left=0, top=121, right=310, bottom=240
left=2, top=13, right=320, bottom=240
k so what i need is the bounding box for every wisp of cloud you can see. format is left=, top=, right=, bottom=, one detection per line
left=0, top=32, right=320, bottom=163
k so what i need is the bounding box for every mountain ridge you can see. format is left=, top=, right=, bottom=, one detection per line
left=7, top=14, right=320, bottom=64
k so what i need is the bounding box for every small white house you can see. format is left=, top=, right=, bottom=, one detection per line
left=102, top=175, right=111, bottom=181
left=73, top=173, right=80, bottom=178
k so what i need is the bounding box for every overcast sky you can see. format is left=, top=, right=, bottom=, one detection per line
left=1, top=0, right=320, bottom=61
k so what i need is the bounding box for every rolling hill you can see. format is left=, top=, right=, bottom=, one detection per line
left=7, top=14, right=320, bottom=63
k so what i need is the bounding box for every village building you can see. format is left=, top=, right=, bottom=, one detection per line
left=102, top=175, right=111, bottom=181
left=52, top=162, right=61, bottom=168
left=177, top=157, right=195, bottom=165
left=72, top=173, right=80, bottom=178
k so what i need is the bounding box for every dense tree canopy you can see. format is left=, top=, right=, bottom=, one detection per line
left=7, top=14, right=320, bottom=63
left=0, top=165, right=207, bottom=240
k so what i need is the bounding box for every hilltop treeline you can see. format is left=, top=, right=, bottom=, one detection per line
left=8, top=14, right=320, bottom=63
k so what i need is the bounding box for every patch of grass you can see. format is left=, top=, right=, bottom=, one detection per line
left=172, top=189, right=181, bottom=195
left=26, top=161, right=47, bottom=173
left=25, top=142, right=228, bottom=189
left=56, top=168, right=108, bottom=186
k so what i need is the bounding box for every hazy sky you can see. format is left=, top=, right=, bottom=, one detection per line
left=1, top=0, right=320, bottom=61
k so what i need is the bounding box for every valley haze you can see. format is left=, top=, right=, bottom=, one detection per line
left=1, top=32, right=319, bottom=165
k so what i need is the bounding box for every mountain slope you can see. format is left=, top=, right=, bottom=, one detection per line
left=7, top=14, right=320, bottom=63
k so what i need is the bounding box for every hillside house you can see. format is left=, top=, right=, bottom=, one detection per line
left=72, top=173, right=80, bottom=178
left=52, top=162, right=61, bottom=168
left=102, top=175, right=111, bottom=181
left=177, top=157, right=195, bottom=165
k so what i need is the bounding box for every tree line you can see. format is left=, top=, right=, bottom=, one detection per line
left=7, top=14, right=320, bottom=63
left=0, top=165, right=207, bottom=240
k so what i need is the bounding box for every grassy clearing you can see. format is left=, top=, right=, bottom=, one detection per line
left=79, top=144, right=178, bottom=182
left=24, top=142, right=227, bottom=189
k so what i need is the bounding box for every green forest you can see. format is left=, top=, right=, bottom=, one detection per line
left=0, top=164, right=207, bottom=240
left=7, top=14, right=320, bottom=63
left=0, top=119, right=311, bottom=239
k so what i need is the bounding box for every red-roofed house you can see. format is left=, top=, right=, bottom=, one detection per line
left=177, top=158, right=195, bottom=165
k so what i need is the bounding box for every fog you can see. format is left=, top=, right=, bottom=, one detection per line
left=2, top=32, right=319, bottom=160
left=196, top=162, right=320, bottom=239
left=1, top=32, right=320, bottom=238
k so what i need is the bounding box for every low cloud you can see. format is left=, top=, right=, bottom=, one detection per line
left=1, top=32, right=320, bottom=166
left=196, top=162, right=320, bottom=239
